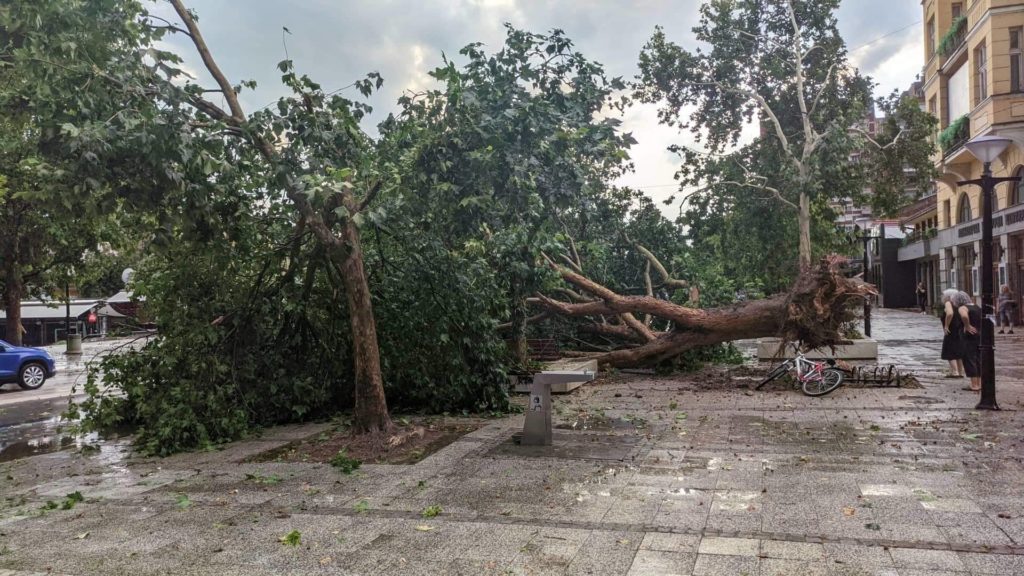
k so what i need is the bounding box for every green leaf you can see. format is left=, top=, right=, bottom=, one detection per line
left=279, top=530, right=301, bottom=546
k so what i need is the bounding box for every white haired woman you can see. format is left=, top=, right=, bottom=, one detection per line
left=940, top=289, right=968, bottom=378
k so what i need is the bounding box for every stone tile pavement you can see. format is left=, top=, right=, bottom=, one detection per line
left=1, top=309, right=1023, bottom=575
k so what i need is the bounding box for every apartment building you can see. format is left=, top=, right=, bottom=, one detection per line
left=903, top=0, right=1024, bottom=311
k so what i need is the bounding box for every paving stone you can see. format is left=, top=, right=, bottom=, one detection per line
left=957, top=551, right=1024, bottom=574
left=888, top=547, right=967, bottom=571
left=639, top=532, right=701, bottom=553
left=759, top=539, right=825, bottom=560
left=626, top=550, right=696, bottom=575
left=696, top=536, right=759, bottom=556
left=822, top=543, right=895, bottom=568
left=690, top=553, right=759, bottom=576
left=564, top=530, right=641, bottom=575
left=759, top=558, right=830, bottom=576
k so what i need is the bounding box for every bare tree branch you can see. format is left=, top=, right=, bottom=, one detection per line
left=168, top=0, right=245, bottom=122
left=850, top=126, right=907, bottom=151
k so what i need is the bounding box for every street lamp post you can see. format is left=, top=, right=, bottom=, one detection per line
left=958, top=135, right=1020, bottom=411
left=854, top=228, right=882, bottom=338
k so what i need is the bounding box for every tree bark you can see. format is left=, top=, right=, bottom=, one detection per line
left=336, top=218, right=392, bottom=434
left=798, top=191, right=812, bottom=269
left=2, top=265, right=23, bottom=346
left=508, top=286, right=531, bottom=367
left=537, top=256, right=872, bottom=369
left=1, top=207, right=24, bottom=346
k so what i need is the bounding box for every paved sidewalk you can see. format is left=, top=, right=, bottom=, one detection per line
left=1, top=309, right=1023, bottom=575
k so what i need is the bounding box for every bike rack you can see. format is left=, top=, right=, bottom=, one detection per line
left=840, top=364, right=914, bottom=387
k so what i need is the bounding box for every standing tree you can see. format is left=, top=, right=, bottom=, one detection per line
left=0, top=1, right=152, bottom=345
left=160, top=0, right=394, bottom=433
left=637, top=0, right=935, bottom=269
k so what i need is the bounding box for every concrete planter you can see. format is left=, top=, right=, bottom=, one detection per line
left=757, top=338, right=878, bottom=360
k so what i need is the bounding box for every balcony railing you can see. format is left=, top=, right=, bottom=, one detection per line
left=901, top=227, right=939, bottom=247
left=939, top=115, right=970, bottom=157
left=938, top=15, right=967, bottom=58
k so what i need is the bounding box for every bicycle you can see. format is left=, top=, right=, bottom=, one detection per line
left=755, top=349, right=845, bottom=397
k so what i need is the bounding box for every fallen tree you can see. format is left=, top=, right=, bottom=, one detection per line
left=533, top=253, right=874, bottom=369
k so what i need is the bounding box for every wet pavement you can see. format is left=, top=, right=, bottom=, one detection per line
left=0, top=337, right=152, bottom=463
left=0, top=310, right=1023, bottom=575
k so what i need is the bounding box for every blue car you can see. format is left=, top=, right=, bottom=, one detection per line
left=0, top=339, right=57, bottom=390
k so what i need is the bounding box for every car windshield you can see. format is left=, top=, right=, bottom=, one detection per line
left=0, top=339, right=10, bottom=348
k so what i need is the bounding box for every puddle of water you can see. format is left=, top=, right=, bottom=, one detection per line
left=0, top=416, right=131, bottom=464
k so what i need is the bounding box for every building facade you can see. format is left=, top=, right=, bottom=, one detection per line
left=902, top=0, right=1024, bottom=314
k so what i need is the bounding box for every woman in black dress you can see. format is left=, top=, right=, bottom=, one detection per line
left=940, top=289, right=965, bottom=378
left=959, top=298, right=983, bottom=392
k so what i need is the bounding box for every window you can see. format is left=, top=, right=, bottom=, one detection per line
left=1014, top=167, right=1024, bottom=206
left=928, top=97, right=938, bottom=139
left=952, top=3, right=963, bottom=19
left=958, top=193, right=973, bottom=223
left=944, top=199, right=952, bottom=227
left=976, top=42, right=988, bottom=105
left=1012, top=28, right=1023, bottom=93
left=928, top=17, right=937, bottom=56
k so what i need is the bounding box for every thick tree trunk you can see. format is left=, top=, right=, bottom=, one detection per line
left=798, top=192, right=812, bottom=269
left=538, top=256, right=872, bottom=369
left=1, top=225, right=24, bottom=346
left=337, top=219, right=392, bottom=434
left=2, top=268, right=22, bottom=346
left=508, top=287, right=530, bottom=368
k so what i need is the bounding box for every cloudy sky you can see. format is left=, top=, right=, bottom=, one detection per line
left=151, top=0, right=923, bottom=214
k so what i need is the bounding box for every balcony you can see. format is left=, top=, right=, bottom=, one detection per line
left=900, top=227, right=939, bottom=247
left=938, top=16, right=967, bottom=59
left=897, top=228, right=939, bottom=262
left=939, top=115, right=970, bottom=158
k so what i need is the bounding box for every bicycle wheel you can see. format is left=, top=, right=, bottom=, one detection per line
left=756, top=362, right=791, bottom=390
left=802, top=367, right=844, bottom=397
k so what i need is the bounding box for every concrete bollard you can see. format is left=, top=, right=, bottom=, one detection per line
left=522, top=375, right=553, bottom=446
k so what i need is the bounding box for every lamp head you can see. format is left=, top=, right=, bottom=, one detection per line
left=964, top=135, right=1013, bottom=164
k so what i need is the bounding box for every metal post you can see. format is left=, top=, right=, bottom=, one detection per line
left=978, top=163, right=997, bottom=410
left=64, top=282, right=70, bottom=339
left=957, top=166, right=1019, bottom=410
left=861, top=235, right=871, bottom=337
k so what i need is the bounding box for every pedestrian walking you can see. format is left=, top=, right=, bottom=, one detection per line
left=916, top=281, right=928, bottom=313
left=996, top=284, right=1015, bottom=334
left=940, top=289, right=966, bottom=379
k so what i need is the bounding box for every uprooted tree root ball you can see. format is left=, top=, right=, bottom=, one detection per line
left=536, top=255, right=875, bottom=369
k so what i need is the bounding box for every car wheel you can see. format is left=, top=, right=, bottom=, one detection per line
left=18, top=362, right=47, bottom=390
